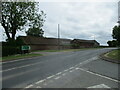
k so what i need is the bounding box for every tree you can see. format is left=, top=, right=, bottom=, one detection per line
left=26, top=11, right=46, bottom=37
left=107, top=40, right=117, bottom=47
left=112, top=25, right=120, bottom=46
left=1, top=2, right=45, bottom=40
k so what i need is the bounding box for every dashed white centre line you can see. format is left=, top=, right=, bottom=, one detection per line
left=36, top=86, right=42, bottom=88
left=25, top=84, right=33, bottom=88
left=75, top=68, right=80, bottom=70
left=36, top=79, right=45, bottom=84
left=56, top=72, right=62, bottom=75
left=43, top=83, right=47, bottom=85
left=64, top=69, right=69, bottom=72
left=70, top=70, right=74, bottom=72
left=46, top=75, right=55, bottom=79
left=62, top=73, right=66, bottom=76
left=1, top=62, right=43, bottom=72
left=69, top=67, right=74, bottom=70
left=55, top=76, right=61, bottom=80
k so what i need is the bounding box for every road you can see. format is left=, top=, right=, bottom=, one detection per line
left=1, top=48, right=119, bottom=88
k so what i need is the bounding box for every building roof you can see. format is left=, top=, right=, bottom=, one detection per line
left=72, top=39, right=99, bottom=44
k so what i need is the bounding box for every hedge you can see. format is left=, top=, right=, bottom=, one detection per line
left=2, top=46, right=21, bottom=57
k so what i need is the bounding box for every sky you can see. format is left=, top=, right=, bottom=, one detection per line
left=0, top=0, right=119, bottom=45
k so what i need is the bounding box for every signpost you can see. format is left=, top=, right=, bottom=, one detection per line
left=21, top=45, right=31, bottom=54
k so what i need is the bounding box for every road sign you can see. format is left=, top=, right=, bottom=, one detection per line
left=21, top=45, right=31, bottom=51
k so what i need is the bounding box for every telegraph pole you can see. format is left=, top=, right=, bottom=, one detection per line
left=93, top=35, right=95, bottom=40
left=58, top=24, right=60, bottom=50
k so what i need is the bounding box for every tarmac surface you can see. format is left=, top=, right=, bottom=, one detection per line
left=1, top=48, right=119, bottom=88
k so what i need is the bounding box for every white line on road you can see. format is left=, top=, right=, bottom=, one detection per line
left=64, top=69, right=69, bottom=72
left=69, top=67, right=74, bottom=70
left=25, top=84, right=33, bottom=88
left=1, top=61, right=43, bottom=72
left=46, top=75, right=55, bottom=79
left=35, top=79, right=46, bottom=84
left=87, top=84, right=111, bottom=88
left=36, top=86, right=42, bottom=88
left=75, top=68, right=80, bottom=70
left=62, top=73, right=66, bottom=76
left=55, top=76, right=61, bottom=80
left=56, top=72, right=62, bottom=75
left=2, top=57, right=40, bottom=64
left=79, top=68, right=120, bottom=83
left=70, top=70, right=74, bottom=72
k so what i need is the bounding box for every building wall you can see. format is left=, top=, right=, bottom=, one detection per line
left=29, top=44, right=72, bottom=51
left=20, top=36, right=99, bottom=51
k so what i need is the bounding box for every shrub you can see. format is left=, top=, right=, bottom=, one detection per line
left=2, top=46, right=21, bottom=57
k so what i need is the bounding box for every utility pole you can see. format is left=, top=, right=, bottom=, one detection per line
left=58, top=24, right=60, bottom=50
left=93, top=35, right=95, bottom=40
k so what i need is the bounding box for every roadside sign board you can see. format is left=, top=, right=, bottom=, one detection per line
left=21, top=45, right=31, bottom=50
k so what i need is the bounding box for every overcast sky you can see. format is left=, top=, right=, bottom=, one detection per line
left=0, top=0, right=119, bottom=45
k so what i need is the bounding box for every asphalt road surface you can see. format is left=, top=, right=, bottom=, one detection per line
left=1, top=48, right=120, bottom=89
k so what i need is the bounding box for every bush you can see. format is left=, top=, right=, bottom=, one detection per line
left=2, top=46, right=21, bottom=57
left=2, top=37, right=25, bottom=57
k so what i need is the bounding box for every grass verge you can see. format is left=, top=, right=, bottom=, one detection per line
left=1, top=53, right=42, bottom=62
left=105, top=49, right=120, bottom=60
left=33, top=47, right=103, bottom=52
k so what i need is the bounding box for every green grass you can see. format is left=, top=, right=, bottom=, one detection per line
left=1, top=53, right=42, bottom=62
left=106, top=49, right=120, bottom=60
left=33, top=47, right=103, bottom=52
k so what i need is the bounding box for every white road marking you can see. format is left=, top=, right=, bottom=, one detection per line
left=79, top=56, right=98, bottom=65
left=36, top=86, right=42, bottom=88
left=1, top=61, right=43, bottom=72
left=69, top=67, right=74, bottom=70
left=56, top=72, right=62, bottom=75
left=24, top=56, right=100, bottom=88
left=64, top=69, right=69, bottom=72
left=2, top=57, right=40, bottom=64
left=70, top=70, right=74, bottom=72
left=55, top=76, right=61, bottom=80
left=46, top=75, right=55, bottom=79
left=36, top=79, right=46, bottom=84
left=75, top=68, right=80, bottom=70
left=62, top=73, right=66, bottom=76
left=88, top=84, right=111, bottom=88
left=79, top=68, right=120, bottom=83
left=43, top=83, right=47, bottom=85
left=3, top=69, right=39, bottom=81
left=25, top=84, right=33, bottom=88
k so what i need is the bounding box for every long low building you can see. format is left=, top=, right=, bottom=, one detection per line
left=19, top=36, right=100, bottom=51
left=19, top=36, right=72, bottom=51
left=71, top=39, right=100, bottom=48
